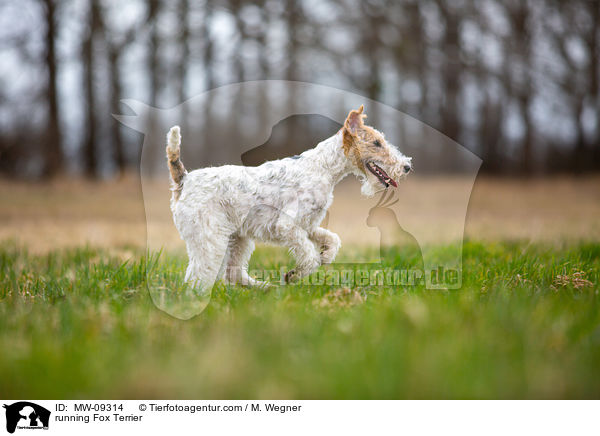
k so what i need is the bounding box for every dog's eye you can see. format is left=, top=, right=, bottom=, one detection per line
left=373, top=140, right=382, bottom=147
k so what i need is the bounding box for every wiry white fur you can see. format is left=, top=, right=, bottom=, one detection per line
left=167, top=127, right=411, bottom=292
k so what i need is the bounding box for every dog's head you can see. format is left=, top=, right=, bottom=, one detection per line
left=342, top=105, right=412, bottom=196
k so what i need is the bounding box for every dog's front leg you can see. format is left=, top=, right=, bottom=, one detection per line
left=277, top=227, right=321, bottom=284
left=309, top=228, right=341, bottom=265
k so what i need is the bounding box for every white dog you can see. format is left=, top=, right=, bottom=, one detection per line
left=166, top=105, right=412, bottom=290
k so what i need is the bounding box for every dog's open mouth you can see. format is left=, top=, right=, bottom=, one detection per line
left=366, top=162, right=397, bottom=188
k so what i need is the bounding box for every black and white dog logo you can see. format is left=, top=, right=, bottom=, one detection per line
left=3, top=402, right=50, bottom=433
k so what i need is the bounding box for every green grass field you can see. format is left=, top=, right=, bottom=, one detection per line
left=0, top=241, right=599, bottom=399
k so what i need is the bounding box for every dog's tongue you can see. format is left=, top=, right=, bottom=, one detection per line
left=377, top=165, right=397, bottom=187
left=368, top=162, right=398, bottom=188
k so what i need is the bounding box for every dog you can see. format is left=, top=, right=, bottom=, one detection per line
left=166, top=105, right=412, bottom=291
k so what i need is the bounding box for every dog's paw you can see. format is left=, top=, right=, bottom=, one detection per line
left=320, top=245, right=339, bottom=265
left=284, top=269, right=299, bottom=284
left=319, top=234, right=341, bottom=265
left=320, top=246, right=333, bottom=264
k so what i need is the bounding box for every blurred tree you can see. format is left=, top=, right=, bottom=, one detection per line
left=284, top=0, right=302, bottom=149
left=437, top=0, right=462, bottom=170
left=201, top=0, right=214, bottom=164
left=102, top=0, right=158, bottom=176
left=177, top=0, right=190, bottom=106
left=41, top=0, right=62, bottom=177
left=82, top=0, right=101, bottom=178
left=506, top=0, right=534, bottom=174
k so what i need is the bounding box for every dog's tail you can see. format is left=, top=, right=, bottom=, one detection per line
left=166, top=125, right=186, bottom=198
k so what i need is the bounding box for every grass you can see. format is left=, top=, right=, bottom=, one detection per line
left=0, top=241, right=599, bottom=399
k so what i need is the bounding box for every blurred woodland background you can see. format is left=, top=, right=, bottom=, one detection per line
left=0, top=0, right=599, bottom=179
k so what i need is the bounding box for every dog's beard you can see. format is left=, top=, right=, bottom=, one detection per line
left=359, top=175, right=377, bottom=197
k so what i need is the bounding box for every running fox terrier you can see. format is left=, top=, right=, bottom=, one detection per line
left=166, top=105, right=412, bottom=290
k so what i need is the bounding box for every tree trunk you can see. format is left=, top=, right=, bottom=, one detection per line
left=42, top=0, right=62, bottom=177
left=284, top=0, right=301, bottom=149
left=592, top=1, right=600, bottom=170
left=437, top=0, right=461, bottom=172
left=201, top=0, right=214, bottom=166
left=177, top=0, right=190, bottom=106
left=82, top=0, right=101, bottom=178
left=108, top=49, right=126, bottom=175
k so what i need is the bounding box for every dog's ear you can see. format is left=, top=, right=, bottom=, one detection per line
left=344, top=105, right=366, bottom=136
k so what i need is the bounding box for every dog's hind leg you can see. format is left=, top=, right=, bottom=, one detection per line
left=176, top=204, right=236, bottom=293
left=183, top=228, right=232, bottom=294
left=184, top=237, right=230, bottom=294
left=223, top=235, right=264, bottom=286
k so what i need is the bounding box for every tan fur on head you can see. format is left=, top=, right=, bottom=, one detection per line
left=344, top=104, right=365, bottom=135
left=342, top=105, right=388, bottom=171
left=342, top=105, right=367, bottom=170
left=341, top=105, right=412, bottom=195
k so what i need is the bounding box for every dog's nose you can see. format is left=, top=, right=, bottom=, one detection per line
left=404, top=165, right=412, bottom=173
